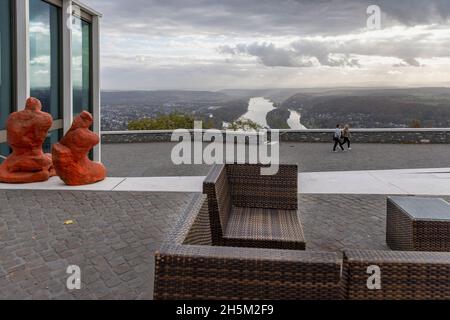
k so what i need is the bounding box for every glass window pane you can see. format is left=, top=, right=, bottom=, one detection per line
left=0, top=143, right=10, bottom=163
left=73, top=17, right=92, bottom=116
left=29, top=0, right=62, bottom=120
left=43, top=129, right=63, bottom=154
left=0, top=0, right=12, bottom=130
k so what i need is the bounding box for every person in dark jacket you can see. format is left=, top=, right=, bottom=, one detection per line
left=333, top=124, right=344, bottom=152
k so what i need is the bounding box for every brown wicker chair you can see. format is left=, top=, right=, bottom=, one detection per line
left=154, top=195, right=344, bottom=300
left=343, top=249, right=450, bottom=300
left=203, top=164, right=305, bottom=250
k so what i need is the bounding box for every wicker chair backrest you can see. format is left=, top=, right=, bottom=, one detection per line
left=203, top=165, right=232, bottom=244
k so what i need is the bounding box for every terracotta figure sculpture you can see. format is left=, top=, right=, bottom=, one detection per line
left=52, top=111, right=106, bottom=186
left=0, top=98, right=55, bottom=183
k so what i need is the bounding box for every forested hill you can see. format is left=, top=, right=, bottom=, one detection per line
left=281, top=88, right=450, bottom=128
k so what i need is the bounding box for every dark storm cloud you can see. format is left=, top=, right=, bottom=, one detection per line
left=220, top=33, right=450, bottom=69
left=219, top=43, right=314, bottom=67
left=83, top=0, right=450, bottom=36
left=377, top=0, right=450, bottom=25
left=219, top=42, right=360, bottom=68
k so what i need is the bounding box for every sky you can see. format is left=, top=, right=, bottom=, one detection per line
left=82, top=0, right=450, bottom=91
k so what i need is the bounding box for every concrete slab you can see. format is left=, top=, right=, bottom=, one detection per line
left=300, top=168, right=450, bottom=195
left=113, top=177, right=204, bottom=193
left=299, top=171, right=406, bottom=195
left=0, top=177, right=126, bottom=191
left=1, top=167, right=450, bottom=195
left=380, top=177, right=450, bottom=196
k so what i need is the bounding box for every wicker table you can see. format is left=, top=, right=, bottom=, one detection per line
left=387, top=196, right=450, bottom=252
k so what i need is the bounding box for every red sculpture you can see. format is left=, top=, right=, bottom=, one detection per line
left=0, top=98, right=55, bottom=184
left=52, top=111, right=106, bottom=186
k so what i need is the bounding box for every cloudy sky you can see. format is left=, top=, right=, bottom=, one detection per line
left=83, top=0, right=450, bottom=90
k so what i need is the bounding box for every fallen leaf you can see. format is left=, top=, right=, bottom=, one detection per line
left=64, top=220, right=75, bottom=225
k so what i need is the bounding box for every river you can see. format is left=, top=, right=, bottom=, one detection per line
left=239, top=97, right=306, bottom=129
left=239, top=97, right=275, bottom=129
left=287, top=109, right=307, bottom=130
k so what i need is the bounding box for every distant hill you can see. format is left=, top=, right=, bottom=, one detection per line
left=102, top=90, right=229, bottom=106
left=100, top=87, right=450, bottom=131
left=220, top=89, right=302, bottom=104
left=281, top=87, right=450, bottom=128
left=101, top=90, right=249, bottom=131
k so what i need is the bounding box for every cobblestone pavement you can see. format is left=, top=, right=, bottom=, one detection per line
left=0, top=190, right=192, bottom=300
left=1, top=190, right=447, bottom=300
left=102, top=142, right=450, bottom=177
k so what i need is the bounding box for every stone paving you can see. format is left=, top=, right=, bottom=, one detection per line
left=3, top=190, right=445, bottom=300
left=299, top=194, right=390, bottom=252
left=0, top=190, right=192, bottom=300
left=102, top=142, right=450, bottom=177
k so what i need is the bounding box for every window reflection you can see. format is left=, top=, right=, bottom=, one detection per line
left=29, top=0, right=62, bottom=120
left=0, top=0, right=12, bottom=131
left=0, top=143, right=11, bottom=162
left=73, top=17, right=92, bottom=116
left=43, top=129, right=63, bottom=154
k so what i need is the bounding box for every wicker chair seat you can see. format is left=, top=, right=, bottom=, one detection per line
left=204, top=164, right=305, bottom=250
left=223, top=206, right=306, bottom=250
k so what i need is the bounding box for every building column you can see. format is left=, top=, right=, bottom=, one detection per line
left=15, top=0, right=30, bottom=110
left=62, top=0, right=73, bottom=134
left=92, top=15, right=101, bottom=162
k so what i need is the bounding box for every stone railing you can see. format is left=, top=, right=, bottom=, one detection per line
left=101, top=128, right=450, bottom=144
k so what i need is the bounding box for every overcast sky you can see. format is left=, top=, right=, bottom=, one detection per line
left=82, top=0, right=450, bottom=91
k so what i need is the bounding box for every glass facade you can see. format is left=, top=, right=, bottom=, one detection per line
left=0, top=143, right=10, bottom=162
left=0, top=0, right=12, bottom=161
left=72, top=16, right=92, bottom=116
left=43, top=129, right=63, bottom=153
left=0, top=1, right=99, bottom=162
left=29, top=0, right=62, bottom=120
left=0, top=0, right=12, bottom=130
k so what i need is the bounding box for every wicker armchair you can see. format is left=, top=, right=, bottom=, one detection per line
left=154, top=195, right=344, bottom=300
left=154, top=196, right=450, bottom=300
left=203, top=164, right=305, bottom=250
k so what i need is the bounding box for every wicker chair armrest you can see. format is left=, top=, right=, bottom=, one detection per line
left=203, top=164, right=226, bottom=192
left=155, top=244, right=343, bottom=300
left=343, top=250, right=450, bottom=300
left=164, top=194, right=207, bottom=245
left=345, top=249, right=450, bottom=264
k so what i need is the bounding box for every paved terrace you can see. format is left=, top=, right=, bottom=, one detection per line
left=1, top=142, right=450, bottom=299
left=2, top=190, right=414, bottom=300
left=102, top=142, right=450, bottom=176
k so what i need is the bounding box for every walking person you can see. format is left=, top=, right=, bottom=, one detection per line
left=333, top=124, right=344, bottom=152
left=342, top=124, right=352, bottom=150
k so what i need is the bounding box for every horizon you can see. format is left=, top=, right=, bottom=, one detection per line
left=100, top=85, right=450, bottom=93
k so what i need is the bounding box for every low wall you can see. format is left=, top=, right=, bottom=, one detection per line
left=280, top=129, right=450, bottom=144
left=101, top=128, right=450, bottom=144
